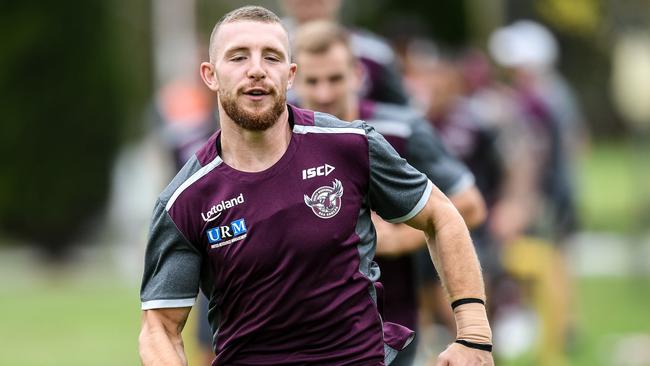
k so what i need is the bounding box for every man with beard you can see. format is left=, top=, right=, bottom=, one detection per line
left=139, top=6, right=493, bottom=366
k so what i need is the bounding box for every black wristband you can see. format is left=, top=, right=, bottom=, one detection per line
left=451, top=298, right=485, bottom=309
left=455, top=339, right=493, bottom=352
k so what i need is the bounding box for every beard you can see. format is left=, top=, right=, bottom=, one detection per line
left=219, top=86, right=286, bottom=131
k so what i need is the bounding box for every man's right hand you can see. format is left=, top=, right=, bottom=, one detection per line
left=434, top=342, right=494, bottom=366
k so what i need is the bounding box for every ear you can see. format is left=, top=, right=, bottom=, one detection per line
left=286, top=62, right=298, bottom=90
left=200, top=62, right=219, bottom=91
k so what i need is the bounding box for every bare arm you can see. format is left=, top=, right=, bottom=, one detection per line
left=139, top=307, right=192, bottom=366
left=405, top=185, right=493, bottom=365
left=406, top=186, right=483, bottom=301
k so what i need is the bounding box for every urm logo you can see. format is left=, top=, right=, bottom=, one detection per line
left=207, top=218, right=247, bottom=245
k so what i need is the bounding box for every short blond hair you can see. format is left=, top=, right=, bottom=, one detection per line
left=292, top=20, right=354, bottom=62
left=209, top=6, right=286, bottom=62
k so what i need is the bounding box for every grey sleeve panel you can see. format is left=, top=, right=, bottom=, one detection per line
left=313, top=111, right=367, bottom=130
left=160, top=155, right=204, bottom=203
left=366, top=124, right=431, bottom=223
left=140, top=200, right=201, bottom=309
left=406, top=119, right=475, bottom=196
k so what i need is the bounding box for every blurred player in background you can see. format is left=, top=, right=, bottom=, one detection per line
left=152, top=78, right=218, bottom=169
left=279, top=0, right=410, bottom=105
left=486, top=20, right=588, bottom=365
left=292, top=20, right=487, bottom=366
left=399, top=41, right=516, bottom=363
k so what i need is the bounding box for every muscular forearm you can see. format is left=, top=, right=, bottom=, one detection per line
left=419, top=194, right=493, bottom=354
left=139, top=310, right=189, bottom=366
left=424, top=199, right=485, bottom=301
left=139, top=326, right=187, bottom=366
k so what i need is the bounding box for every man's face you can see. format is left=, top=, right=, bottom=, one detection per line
left=294, top=43, right=360, bottom=120
left=205, top=21, right=296, bottom=131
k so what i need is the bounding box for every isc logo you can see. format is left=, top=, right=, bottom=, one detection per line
left=302, top=164, right=335, bottom=180
left=206, top=218, right=247, bottom=245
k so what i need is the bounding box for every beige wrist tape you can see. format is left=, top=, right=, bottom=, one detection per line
left=453, top=302, right=492, bottom=344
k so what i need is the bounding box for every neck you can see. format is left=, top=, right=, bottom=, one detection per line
left=343, top=98, right=360, bottom=122
left=219, top=106, right=292, bottom=173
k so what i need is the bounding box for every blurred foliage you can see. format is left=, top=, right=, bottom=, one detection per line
left=558, top=34, right=626, bottom=136
left=348, top=0, right=468, bottom=46
left=111, top=0, right=153, bottom=140
left=197, top=0, right=279, bottom=35
left=536, top=0, right=601, bottom=36
left=0, top=0, right=140, bottom=255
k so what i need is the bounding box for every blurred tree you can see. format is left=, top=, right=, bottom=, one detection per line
left=346, top=0, right=469, bottom=46
left=536, top=0, right=600, bottom=36
left=197, top=0, right=280, bottom=37
left=0, top=0, right=131, bottom=259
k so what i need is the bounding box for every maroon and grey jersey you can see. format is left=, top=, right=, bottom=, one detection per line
left=140, top=105, right=433, bottom=365
left=360, top=100, right=474, bottom=331
left=360, top=100, right=474, bottom=196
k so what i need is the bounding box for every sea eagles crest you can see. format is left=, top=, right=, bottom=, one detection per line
left=304, top=179, right=344, bottom=219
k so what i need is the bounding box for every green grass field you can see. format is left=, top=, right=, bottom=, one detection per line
left=0, top=279, right=141, bottom=366
left=571, top=277, right=650, bottom=366
left=578, top=140, right=650, bottom=232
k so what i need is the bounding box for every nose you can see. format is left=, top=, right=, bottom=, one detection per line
left=246, top=55, right=266, bottom=80
left=314, top=83, right=334, bottom=104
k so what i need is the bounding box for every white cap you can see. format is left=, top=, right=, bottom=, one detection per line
left=488, top=20, right=558, bottom=68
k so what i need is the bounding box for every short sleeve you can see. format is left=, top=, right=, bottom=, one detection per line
left=140, top=200, right=201, bottom=310
left=406, top=119, right=475, bottom=196
left=366, top=124, right=433, bottom=223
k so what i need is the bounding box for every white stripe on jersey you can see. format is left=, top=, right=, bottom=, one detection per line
left=293, top=125, right=366, bottom=135
left=166, top=155, right=223, bottom=211
left=141, top=298, right=196, bottom=310
left=366, top=120, right=412, bottom=138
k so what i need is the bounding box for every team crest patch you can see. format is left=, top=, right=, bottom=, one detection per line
left=304, top=179, right=344, bottom=219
